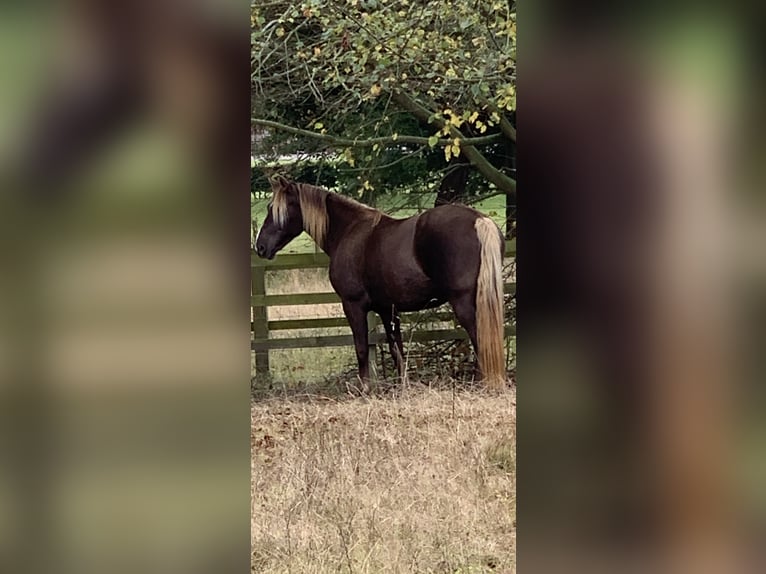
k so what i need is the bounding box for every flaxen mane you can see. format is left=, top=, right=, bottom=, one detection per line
left=272, top=180, right=381, bottom=248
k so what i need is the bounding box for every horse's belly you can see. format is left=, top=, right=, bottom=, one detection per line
left=368, top=267, right=444, bottom=311
left=394, top=294, right=447, bottom=312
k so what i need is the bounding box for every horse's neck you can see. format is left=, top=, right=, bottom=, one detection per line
left=322, top=195, right=375, bottom=257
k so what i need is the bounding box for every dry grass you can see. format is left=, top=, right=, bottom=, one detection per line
left=251, top=387, right=516, bottom=573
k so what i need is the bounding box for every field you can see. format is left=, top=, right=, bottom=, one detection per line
left=251, top=388, right=516, bottom=574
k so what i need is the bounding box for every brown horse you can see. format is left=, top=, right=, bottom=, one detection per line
left=255, top=176, right=507, bottom=389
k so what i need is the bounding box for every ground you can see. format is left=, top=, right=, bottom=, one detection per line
left=251, top=387, right=516, bottom=574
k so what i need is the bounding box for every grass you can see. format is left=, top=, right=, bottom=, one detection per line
left=251, top=387, right=516, bottom=574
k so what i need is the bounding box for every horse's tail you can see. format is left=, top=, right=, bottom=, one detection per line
left=474, top=217, right=506, bottom=390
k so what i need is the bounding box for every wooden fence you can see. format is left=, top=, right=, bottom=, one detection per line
left=251, top=240, right=516, bottom=375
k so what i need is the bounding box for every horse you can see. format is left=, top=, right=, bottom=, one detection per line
left=255, top=176, right=507, bottom=390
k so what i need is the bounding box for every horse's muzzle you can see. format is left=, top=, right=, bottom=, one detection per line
left=256, top=244, right=275, bottom=260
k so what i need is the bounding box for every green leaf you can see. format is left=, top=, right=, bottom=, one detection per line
left=428, top=135, right=439, bottom=148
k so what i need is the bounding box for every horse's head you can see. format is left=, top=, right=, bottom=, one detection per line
left=255, top=176, right=304, bottom=259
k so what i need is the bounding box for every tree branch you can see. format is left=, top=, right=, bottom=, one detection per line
left=484, top=100, right=516, bottom=142
left=390, top=91, right=516, bottom=198
left=251, top=118, right=503, bottom=148
left=497, top=114, right=516, bottom=142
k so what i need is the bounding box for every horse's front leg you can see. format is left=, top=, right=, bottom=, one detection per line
left=342, top=300, right=371, bottom=389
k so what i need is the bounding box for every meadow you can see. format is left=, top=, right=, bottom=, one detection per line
left=251, top=387, right=516, bottom=574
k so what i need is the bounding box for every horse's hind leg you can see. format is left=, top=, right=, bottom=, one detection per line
left=449, top=290, right=480, bottom=379
left=379, top=306, right=406, bottom=381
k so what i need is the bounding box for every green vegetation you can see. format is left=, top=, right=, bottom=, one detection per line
left=251, top=0, right=515, bottom=211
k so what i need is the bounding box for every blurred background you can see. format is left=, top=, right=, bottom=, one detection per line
left=518, top=2, right=766, bottom=573
left=0, top=1, right=250, bottom=573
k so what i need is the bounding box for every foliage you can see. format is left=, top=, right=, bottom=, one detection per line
left=251, top=0, right=516, bottom=200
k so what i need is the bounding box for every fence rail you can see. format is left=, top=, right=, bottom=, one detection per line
left=251, top=240, right=515, bottom=374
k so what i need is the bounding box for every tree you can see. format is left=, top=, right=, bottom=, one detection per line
left=251, top=0, right=515, bottom=220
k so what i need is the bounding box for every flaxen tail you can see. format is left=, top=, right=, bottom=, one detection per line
left=474, top=217, right=506, bottom=390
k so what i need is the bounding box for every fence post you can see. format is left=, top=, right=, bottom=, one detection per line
left=252, top=264, right=270, bottom=375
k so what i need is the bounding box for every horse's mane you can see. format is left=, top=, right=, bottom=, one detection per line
left=272, top=180, right=382, bottom=248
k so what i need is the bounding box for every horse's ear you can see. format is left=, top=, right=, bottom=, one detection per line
left=269, top=174, right=291, bottom=192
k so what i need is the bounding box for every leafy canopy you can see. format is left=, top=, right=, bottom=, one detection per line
left=251, top=0, right=516, bottom=197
